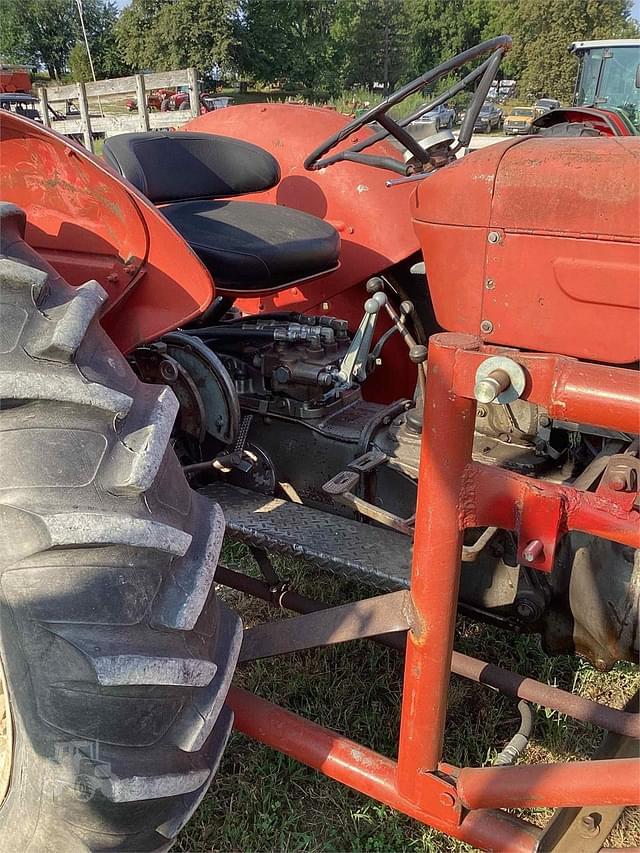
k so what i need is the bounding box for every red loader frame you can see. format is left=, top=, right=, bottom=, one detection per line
left=227, top=333, right=640, bottom=851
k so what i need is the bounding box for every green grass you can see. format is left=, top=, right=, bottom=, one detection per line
left=175, top=543, right=639, bottom=852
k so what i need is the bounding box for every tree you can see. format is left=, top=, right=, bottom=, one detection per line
left=234, top=0, right=340, bottom=91
left=116, top=0, right=236, bottom=73
left=0, top=0, right=127, bottom=80
left=155, top=0, right=237, bottom=72
left=9, top=0, right=78, bottom=79
left=405, top=0, right=499, bottom=76
left=69, top=41, right=93, bottom=80
left=332, top=0, right=410, bottom=92
left=116, top=0, right=175, bottom=70
left=82, top=0, right=129, bottom=78
left=0, top=1, right=31, bottom=64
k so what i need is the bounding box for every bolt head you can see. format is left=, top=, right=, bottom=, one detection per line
left=516, top=600, right=537, bottom=621
left=475, top=376, right=501, bottom=403
left=439, top=791, right=456, bottom=807
left=485, top=278, right=495, bottom=290
left=579, top=813, right=601, bottom=838
left=522, top=539, right=544, bottom=563
left=159, top=359, right=178, bottom=382
left=609, top=476, right=627, bottom=492
left=488, top=231, right=501, bottom=244
left=480, top=320, right=493, bottom=334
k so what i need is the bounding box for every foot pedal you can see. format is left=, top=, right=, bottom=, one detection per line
left=348, top=449, right=388, bottom=474
left=323, top=470, right=360, bottom=496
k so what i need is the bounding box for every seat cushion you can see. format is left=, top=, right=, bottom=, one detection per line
left=162, top=200, right=340, bottom=292
left=103, top=131, right=280, bottom=203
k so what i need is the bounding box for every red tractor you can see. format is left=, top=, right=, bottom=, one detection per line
left=0, top=36, right=638, bottom=851
left=0, top=64, right=31, bottom=95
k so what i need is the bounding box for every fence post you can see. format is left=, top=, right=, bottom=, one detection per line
left=135, top=73, right=150, bottom=131
left=76, top=82, right=94, bottom=153
left=187, top=67, right=200, bottom=119
left=37, top=86, right=51, bottom=128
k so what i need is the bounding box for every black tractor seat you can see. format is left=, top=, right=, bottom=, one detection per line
left=103, top=131, right=340, bottom=293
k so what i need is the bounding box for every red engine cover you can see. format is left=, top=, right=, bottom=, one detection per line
left=412, top=136, right=640, bottom=364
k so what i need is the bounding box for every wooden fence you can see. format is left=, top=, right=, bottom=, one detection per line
left=36, top=68, right=201, bottom=152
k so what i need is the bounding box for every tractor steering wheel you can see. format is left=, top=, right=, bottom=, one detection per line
left=304, top=36, right=512, bottom=176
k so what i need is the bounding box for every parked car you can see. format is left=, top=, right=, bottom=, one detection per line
left=534, top=98, right=561, bottom=116
left=0, top=93, right=41, bottom=121
left=503, top=106, right=537, bottom=135
left=473, top=103, right=503, bottom=132
left=0, top=93, right=67, bottom=123
left=413, top=102, right=455, bottom=131
left=201, top=95, right=234, bottom=111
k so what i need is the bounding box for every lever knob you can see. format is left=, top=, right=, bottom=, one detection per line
left=366, top=277, right=385, bottom=294
left=364, top=291, right=387, bottom=313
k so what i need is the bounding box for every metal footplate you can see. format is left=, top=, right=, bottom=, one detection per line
left=201, top=483, right=412, bottom=589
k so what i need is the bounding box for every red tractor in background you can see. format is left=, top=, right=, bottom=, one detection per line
left=126, top=85, right=224, bottom=114
left=0, top=36, right=638, bottom=852
left=0, top=64, right=32, bottom=95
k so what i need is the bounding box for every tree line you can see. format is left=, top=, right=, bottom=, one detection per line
left=1, top=0, right=638, bottom=101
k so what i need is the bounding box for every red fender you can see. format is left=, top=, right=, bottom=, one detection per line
left=532, top=106, right=633, bottom=136
left=0, top=112, right=214, bottom=353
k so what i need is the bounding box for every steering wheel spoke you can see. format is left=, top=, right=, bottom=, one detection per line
left=376, top=112, right=431, bottom=163
left=455, top=48, right=506, bottom=151
left=304, top=35, right=512, bottom=175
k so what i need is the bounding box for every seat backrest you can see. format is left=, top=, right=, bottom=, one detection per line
left=103, top=131, right=281, bottom=203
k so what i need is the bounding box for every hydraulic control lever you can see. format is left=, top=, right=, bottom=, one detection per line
left=335, top=277, right=427, bottom=387
left=336, top=285, right=386, bottom=384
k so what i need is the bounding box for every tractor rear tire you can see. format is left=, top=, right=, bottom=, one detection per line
left=0, top=203, right=241, bottom=852
left=537, top=121, right=602, bottom=137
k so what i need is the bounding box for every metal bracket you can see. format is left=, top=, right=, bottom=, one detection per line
left=596, top=454, right=640, bottom=511
left=516, top=490, right=563, bottom=573
left=239, top=589, right=414, bottom=662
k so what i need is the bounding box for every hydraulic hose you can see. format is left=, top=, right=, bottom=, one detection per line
left=184, top=327, right=277, bottom=342
left=492, top=700, right=534, bottom=766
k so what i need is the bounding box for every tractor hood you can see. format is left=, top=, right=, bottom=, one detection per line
left=412, top=136, right=640, bottom=364
left=0, top=112, right=214, bottom=352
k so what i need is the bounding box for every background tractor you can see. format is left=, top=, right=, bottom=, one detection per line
left=0, top=35, right=638, bottom=852
left=533, top=37, right=640, bottom=135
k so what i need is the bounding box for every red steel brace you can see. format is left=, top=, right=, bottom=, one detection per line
left=230, top=332, right=640, bottom=849
left=396, top=333, right=639, bottom=805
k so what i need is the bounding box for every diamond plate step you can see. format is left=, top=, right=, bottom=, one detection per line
left=200, top=483, right=411, bottom=590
